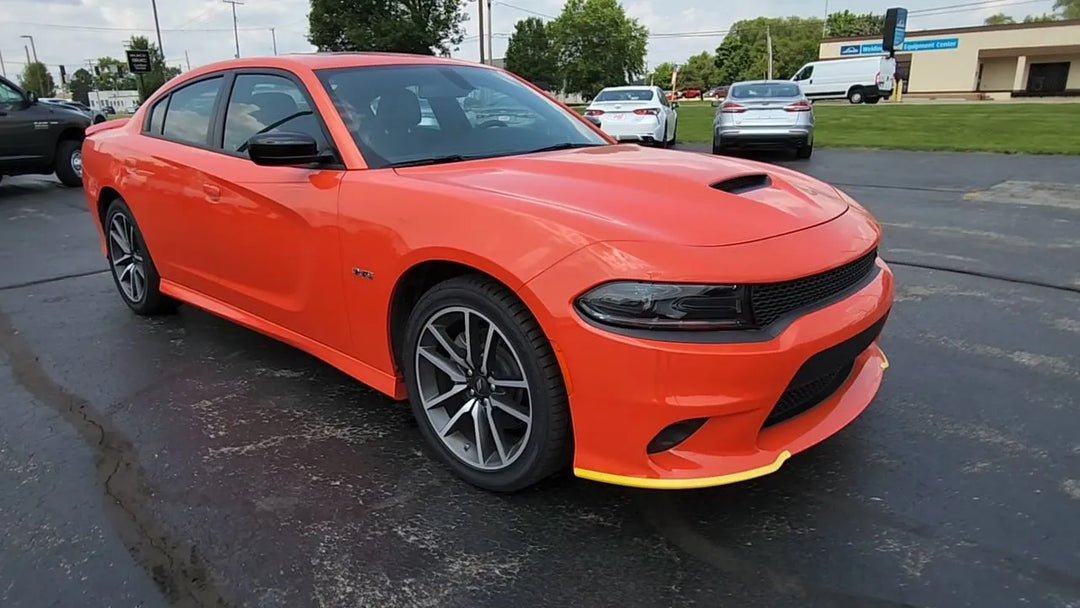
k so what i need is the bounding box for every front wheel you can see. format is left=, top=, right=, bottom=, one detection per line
left=54, top=139, right=83, bottom=187
left=403, top=275, right=571, bottom=492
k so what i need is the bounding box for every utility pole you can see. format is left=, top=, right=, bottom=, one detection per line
left=270, top=28, right=278, bottom=55
left=477, top=0, right=486, bottom=64
left=766, top=26, right=774, bottom=80
left=823, top=0, right=830, bottom=37
left=185, top=50, right=191, bottom=71
left=485, top=0, right=494, bottom=65
left=21, top=35, right=38, bottom=64
left=151, top=0, right=165, bottom=57
left=223, top=0, right=244, bottom=58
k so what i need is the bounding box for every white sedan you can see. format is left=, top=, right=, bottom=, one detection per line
left=584, top=85, right=678, bottom=147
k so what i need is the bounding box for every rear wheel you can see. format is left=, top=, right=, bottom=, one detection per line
left=795, top=142, right=814, bottom=159
left=105, top=198, right=178, bottom=316
left=403, top=275, right=571, bottom=492
left=847, top=87, right=865, bottom=104
left=54, top=139, right=83, bottom=187
left=865, top=96, right=881, bottom=105
left=667, top=117, right=678, bottom=148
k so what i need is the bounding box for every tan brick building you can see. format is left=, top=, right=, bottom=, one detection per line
left=819, top=19, right=1080, bottom=99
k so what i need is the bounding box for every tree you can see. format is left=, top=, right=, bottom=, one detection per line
left=1023, top=13, right=1060, bottom=22
left=549, top=0, right=648, bottom=99
left=127, top=36, right=181, bottom=102
left=678, top=52, right=720, bottom=89
left=826, top=10, right=885, bottom=37
left=308, top=0, right=466, bottom=56
left=649, top=62, right=675, bottom=88
left=69, top=68, right=94, bottom=105
left=984, top=13, right=1016, bottom=25
left=504, top=17, right=559, bottom=88
left=715, top=17, right=822, bottom=84
left=19, top=62, right=56, bottom=97
left=94, top=57, right=137, bottom=90
left=1054, top=0, right=1080, bottom=19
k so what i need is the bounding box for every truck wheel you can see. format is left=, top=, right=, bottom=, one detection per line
left=847, top=87, right=865, bottom=104
left=866, top=96, right=881, bottom=104
left=54, top=139, right=83, bottom=187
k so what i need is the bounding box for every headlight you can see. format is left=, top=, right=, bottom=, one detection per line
left=575, top=281, right=753, bottom=331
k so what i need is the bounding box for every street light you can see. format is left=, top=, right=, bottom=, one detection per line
left=20, top=35, right=38, bottom=63
left=20, top=35, right=40, bottom=95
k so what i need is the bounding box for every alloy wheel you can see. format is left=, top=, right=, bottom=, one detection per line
left=108, top=213, right=147, bottom=303
left=71, top=150, right=82, bottom=178
left=414, top=306, right=532, bottom=471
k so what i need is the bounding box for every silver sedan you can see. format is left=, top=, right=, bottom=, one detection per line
left=712, top=80, right=815, bottom=159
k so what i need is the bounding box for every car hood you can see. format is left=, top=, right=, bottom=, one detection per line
left=395, top=145, right=849, bottom=246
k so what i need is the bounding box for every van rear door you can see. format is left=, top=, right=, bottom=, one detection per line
left=877, top=57, right=897, bottom=92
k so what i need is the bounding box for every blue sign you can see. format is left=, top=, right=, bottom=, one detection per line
left=844, top=37, right=959, bottom=55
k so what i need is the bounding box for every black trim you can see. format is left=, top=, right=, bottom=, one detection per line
left=711, top=174, right=772, bottom=194
left=576, top=257, right=882, bottom=344
left=137, top=67, right=344, bottom=169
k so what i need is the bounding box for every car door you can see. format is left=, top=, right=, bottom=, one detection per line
left=792, top=64, right=819, bottom=97
left=0, top=78, right=49, bottom=162
left=126, top=74, right=229, bottom=296
left=656, top=87, right=675, bottom=139
left=195, top=70, right=352, bottom=352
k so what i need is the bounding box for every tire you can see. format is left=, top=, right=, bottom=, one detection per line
left=94, top=115, right=106, bottom=124
left=402, top=275, right=571, bottom=492
left=54, top=139, right=83, bottom=187
left=712, top=138, right=724, bottom=155
left=847, top=87, right=865, bottom=104
left=866, top=96, right=881, bottom=105
left=796, top=142, right=813, bottom=159
left=104, top=198, right=179, bottom=316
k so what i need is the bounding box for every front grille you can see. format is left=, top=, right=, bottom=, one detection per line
left=763, top=312, right=889, bottom=428
left=750, top=249, right=878, bottom=328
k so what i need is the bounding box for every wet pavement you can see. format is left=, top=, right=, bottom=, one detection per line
left=2, top=148, right=1079, bottom=608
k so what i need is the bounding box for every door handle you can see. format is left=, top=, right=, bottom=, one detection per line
left=202, top=183, right=221, bottom=201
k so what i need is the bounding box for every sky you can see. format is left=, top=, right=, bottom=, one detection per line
left=0, top=0, right=1061, bottom=87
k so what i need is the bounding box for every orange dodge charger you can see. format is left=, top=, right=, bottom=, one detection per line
left=82, top=54, right=893, bottom=492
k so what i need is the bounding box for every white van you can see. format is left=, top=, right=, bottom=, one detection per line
left=791, top=56, right=897, bottom=104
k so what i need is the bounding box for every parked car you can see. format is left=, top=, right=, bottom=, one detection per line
left=791, top=56, right=896, bottom=104
left=705, top=85, right=729, bottom=99
left=103, top=105, right=117, bottom=115
left=583, top=85, right=678, bottom=146
left=713, top=80, right=815, bottom=159
left=681, top=88, right=702, bottom=99
left=0, top=76, right=90, bottom=186
left=81, top=54, right=892, bottom=492
left=40, top=97, right=107, bottom=124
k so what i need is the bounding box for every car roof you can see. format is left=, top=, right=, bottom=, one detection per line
left=190, top=52, right=484, bottom=76
left=731, top=80, right=799, bottom=86
left=598, top=85, right=656, bottom=90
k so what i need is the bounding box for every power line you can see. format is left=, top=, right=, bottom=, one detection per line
left=2, top=20, right=267, bottom=33
left=493, top=1, right=557, bottom=20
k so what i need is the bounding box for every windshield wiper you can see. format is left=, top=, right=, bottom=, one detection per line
left=387, top=155, right=471, bottom=168
left=521, top=142, right=606, bottom=155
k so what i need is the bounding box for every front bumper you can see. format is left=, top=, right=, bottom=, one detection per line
left=715, top=126, right=812, bottom=150
left=522, top=213, right=892, bottom=489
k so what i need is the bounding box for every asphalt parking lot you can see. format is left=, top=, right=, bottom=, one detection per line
left=2, top=147, right=1079, bottom=608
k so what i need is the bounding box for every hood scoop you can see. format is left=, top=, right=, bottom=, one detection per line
left=711, top=173, right=772, bottom=195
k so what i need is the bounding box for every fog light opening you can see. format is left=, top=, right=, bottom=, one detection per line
left=646, top=418, right=708, bottom=454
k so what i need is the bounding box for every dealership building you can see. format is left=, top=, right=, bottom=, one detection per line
left=819, top=19, right=1080, bottom=99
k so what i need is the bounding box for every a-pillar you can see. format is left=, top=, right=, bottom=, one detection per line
left=1012, top=55, right=1028, bottom=93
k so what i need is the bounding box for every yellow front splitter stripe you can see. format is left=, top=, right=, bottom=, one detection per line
left=574, top=450, right=791, bottom=490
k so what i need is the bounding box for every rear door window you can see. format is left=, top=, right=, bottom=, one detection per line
left=147, top=97, right=168, bottom=134
left=161, top=76, right=224, bottom=146
left=222, top=73, right=327, bottom=155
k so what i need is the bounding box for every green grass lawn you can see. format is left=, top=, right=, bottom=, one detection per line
left=576, top=101, right=1080, bottom=155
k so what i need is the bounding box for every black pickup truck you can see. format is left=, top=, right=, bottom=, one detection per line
left=1, top=75, right=91, bottom=187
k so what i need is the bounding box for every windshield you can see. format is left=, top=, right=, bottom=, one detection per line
left=729, top=83, right=802, bottom=99
left=316, top=64, right=607, bottom=169
left=594, top=88, right=654, bottom=102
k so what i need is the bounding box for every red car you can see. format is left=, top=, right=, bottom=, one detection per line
left=82, top=53, right=893, bottom=491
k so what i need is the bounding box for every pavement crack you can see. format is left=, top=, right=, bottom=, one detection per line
left=0, top=307, right=231, bottom=608
left=883, top=259, right=1080, bottom=295
left=0, top=268, right=110, bottom=292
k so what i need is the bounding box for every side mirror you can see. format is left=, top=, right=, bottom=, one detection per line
left=25, top=91, right=38, bottom=106
left=671, top=102, right=680, bottom=109
left=247, top=132, right=327, bottom=166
